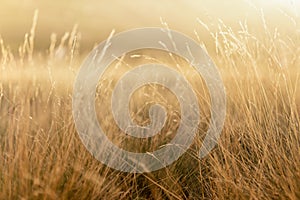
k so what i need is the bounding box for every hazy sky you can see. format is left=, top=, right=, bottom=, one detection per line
left=0, top=0, right=299, bottom=50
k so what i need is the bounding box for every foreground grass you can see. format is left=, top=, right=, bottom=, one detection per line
left=0, top=12, right=299, bottom=199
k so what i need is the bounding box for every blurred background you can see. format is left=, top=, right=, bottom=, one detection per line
left=0, top=0, right=299, bottom=52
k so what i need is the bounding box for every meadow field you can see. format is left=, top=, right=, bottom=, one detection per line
left=0, top=1, right=300, bottom=199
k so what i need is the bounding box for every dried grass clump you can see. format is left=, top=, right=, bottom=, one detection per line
left=0, top=10, right=299, bottom=200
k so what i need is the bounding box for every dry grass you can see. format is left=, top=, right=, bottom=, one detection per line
left=0, top=10, right=299, bottom=200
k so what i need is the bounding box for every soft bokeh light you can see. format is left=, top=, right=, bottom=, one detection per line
left=0, top=0, right=299, bottom=51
